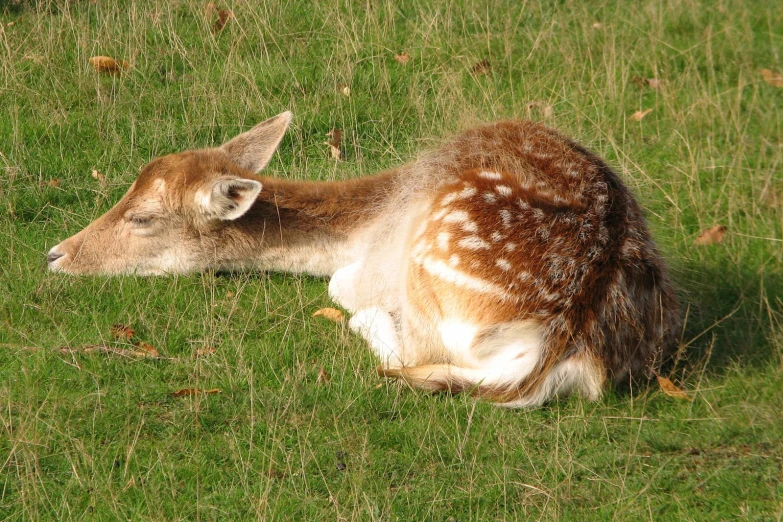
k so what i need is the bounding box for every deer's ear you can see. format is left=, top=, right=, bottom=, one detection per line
left=220, top=111, right=292, bottom=172
left=199, top=178, right=262, bottom=221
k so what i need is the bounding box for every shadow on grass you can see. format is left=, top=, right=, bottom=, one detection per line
left=672, top=256, right=782, bottom=378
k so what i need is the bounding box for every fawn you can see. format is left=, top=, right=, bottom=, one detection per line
left=48, top=112, right=680, bottom=407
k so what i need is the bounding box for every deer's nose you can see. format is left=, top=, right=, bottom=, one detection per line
left=47, top=250, right=64, bottom=265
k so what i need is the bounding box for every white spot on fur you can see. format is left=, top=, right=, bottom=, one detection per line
left=479, top=171, right=503, bottom=180
left=483, top=192, right=497, bottom=204
left=504, top=242, right=518, bottom=252
left=496, top=258, right=512, bottom=271
left=443, top=210, right=471, bottom=225
left=461, top=221, right=478, bottom=233
left=440, top=185, right=477, bottom=206
left=490, top=231, right=504, bottom=242
left=495, top=185, right=512, bottom=197
left=499, top=209, right=513, bottom=228
left=458, top=236, right=490, bottom=250
left=449, top=254, right=460, bottom=267
left=414, top=219, right=429, bottom=238
left=431, top=207, right=450, bottom=221
left=437, top=232, right=450, bottom=251
left=419, top=256, right=513, bottom=299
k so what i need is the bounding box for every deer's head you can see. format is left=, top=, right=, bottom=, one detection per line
left=47, top=111, right=292, bottom=275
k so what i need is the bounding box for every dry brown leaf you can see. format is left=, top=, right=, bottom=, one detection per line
left=89, top=56, right=130, bottom=75
left=110, top=323, right=135, bottom=340
left=212, top=9, right=233, bottom=33
left=225, top=290, right=235, bottom=298
left=317, top=367, right=331, bottom=384
left=193, top=346, right=216, bottom=357
left=46, top=179, right=61, bottom=188
left=204, top=2, right=217, bottom=16
left=592, top=22, right=603, bottom=29
left=631, top=108, right=653, bottom=121
left=91, top=169, right=107, bottom=188
left=471, top=59, right=491, bottom=75
left=135, top=341, right=160, bottom=358
left=760, top=186, right=783, bottom=211
left=325, top=129, right=343, bottom=160
left=312, top=307, right=345, bottom=323
left=526, top=101, right=554, bottom=119
left=337, top=83, right=351, bottom=96
left=172, top=388, right=221, bottom=397
left=694, top=224, right=726, bottom=245
left=760, top=69, right=783, bottom=88
left=656, top=374, right=690, bottom=400
left=394, top=53, right=411, bottom=64
left=632, top=76, right=662, bottom=89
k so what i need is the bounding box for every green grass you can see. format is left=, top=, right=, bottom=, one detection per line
left=1, top=0, right=782, bottom=519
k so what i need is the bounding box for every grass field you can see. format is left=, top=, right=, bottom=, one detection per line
left=1, top=0, right=782, bottom=519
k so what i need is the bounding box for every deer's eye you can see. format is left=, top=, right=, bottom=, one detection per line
left=128, top=215, right=154, bottom=227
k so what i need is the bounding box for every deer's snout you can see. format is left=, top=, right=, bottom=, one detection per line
left=46, top=245, right=67, bottom=271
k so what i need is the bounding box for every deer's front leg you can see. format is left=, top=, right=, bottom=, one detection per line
left=348, top=307, right=404, bottom=368
left=328, top=261, right=363, bottom=312
left=329, top=262, right=405, bottom=367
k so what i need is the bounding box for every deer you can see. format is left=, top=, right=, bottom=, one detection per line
left=47, top=111, right=680, bottom=407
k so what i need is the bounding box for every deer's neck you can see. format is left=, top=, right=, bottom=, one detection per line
left=220, top=169, right=401, bottom=275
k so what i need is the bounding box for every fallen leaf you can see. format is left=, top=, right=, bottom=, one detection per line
left=89, top=56, right=130, bottom=75
left=110, top=323, right=135, bottom=340
left=266, top=468, right=286, bottom=479
left=193, top=346, right=216, bottom=357
left=471, top=59, right=491, bottom=75
left=135, top=341, right=160, bottom=358
left=592, top=22, right=603, bottom=29
left=46, top=179, right=61, bottom=188
left=337, top=83, right=351, bottom=96
left=172, top=388, right=221, bottom=397
left=91, top=169, right=107, bottom=187
left=394, top=52, right=411, bottom=64
left=312, top=307, right=345, bottom=323
left=694, top=224, right=726, bottom=245
left=317, top=367, right=331, bottom=384
left=212, top=9, right=233, bottom=34
left=760, top=185, right=783, bottom=211
left=225, top=290, right=235, bottom=298
left=325, top=129, right=343, bottom=160
left=631, top=76, right=662, bottom=89
left=656, top=374, right=690, bottom=400
left=526, top=101, right=554, bottom=119
left=760, top=68, right=783, bottom=88
left=204, top=2, right=217, bottom=16
left=631, top=108, right=653, bottom=121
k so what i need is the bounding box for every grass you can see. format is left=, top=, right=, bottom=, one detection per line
left=1, top=0, right=782, bottom=519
